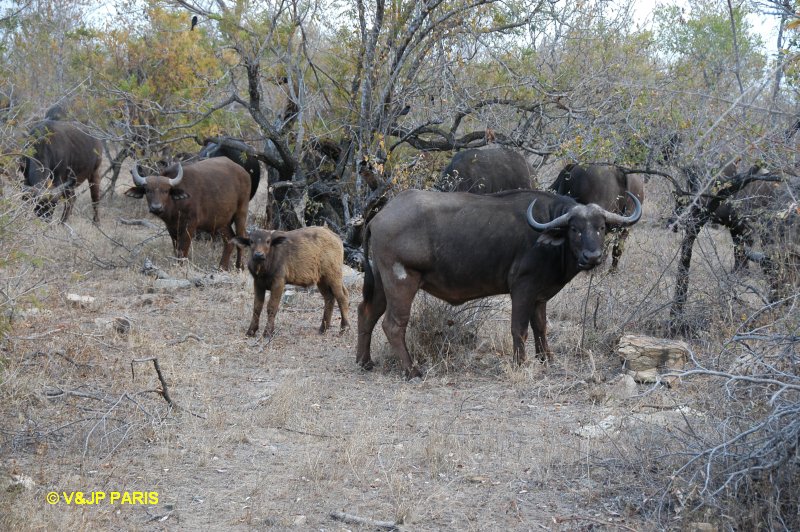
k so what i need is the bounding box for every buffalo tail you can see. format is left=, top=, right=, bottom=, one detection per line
left=361, top=226, right=375, bottom=302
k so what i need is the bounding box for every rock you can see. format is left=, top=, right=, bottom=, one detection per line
left=342, top=265, right=363, bottom=287
left=4, top=307, right=52, bottom=319
left=8, top=474, right=35, bottom=491
left=575, top=406, right=705, bottom=439
left=93, top=317, right=132, bottom=335
left=575, top=415, right=620, bottom=439
left=617, top=334, right=690, bottom=386
left=281, top=289, right=297, bottom=304
left=292, top=515, right=307, bottom=526
left=66, top=293, right=97, bottom=310
left=592, top=374, right=638, bottom=405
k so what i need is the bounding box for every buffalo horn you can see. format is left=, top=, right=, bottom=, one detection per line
left=131, top=165, right=147, bottom=186
left=601, top=191, right=642, bottom=227
left=168, top=162, right=184, bottom=186
left=526, top=200, right=573, bottom=231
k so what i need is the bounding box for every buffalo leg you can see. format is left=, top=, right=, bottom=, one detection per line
left=729, top=226, right=752, bottom=272
left=89, top=171, right=101, bottom=223
left=610, top=229, right=629, bottom=271
left=356, top=270, right=386, bottom=370
left=232, top=205, right=248, bottom=270
left=60, top=187, right=76, bottom=223
left=217, top=223, right=236, bottom=271
left=175, top=224, right=194, bottom=259
left=317, top=282, right=335, bottom=333
left=531, top=301, right=552, bottom=362
left=247, top=279, right=268, bottom=336
left=510, top=296, right=530, bottom=365
left=332, top=282, right=350, bottom=333
left=380, top=270, right=422, bottom=379
left=263, top=279, right=286, bottom=338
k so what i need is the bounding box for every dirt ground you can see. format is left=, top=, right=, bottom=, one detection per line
left=0, top=172, right=776, bottom=530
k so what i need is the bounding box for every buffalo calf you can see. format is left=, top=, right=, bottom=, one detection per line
left=233, top=226, right=350, bottom=338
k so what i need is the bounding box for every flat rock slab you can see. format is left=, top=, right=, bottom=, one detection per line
left=617, top=334, right=690, bottom=385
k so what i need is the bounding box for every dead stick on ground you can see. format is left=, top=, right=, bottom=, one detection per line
left=131, top=357, right=174, bottom=408
left=330, top=511, right=399, bottom=530
left=118, top=217, right=160, bottom=230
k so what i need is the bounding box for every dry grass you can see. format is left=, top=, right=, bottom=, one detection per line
left=1, top=168, right=797, bottom=530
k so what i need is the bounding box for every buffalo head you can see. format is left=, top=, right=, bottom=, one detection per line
left=232, top=229, right=287, bottom=266
left=125, top=163, right=189, bottom=215
left=527, top=191, right=642, bottom=270
left=23, top=176, right=77, bottom=219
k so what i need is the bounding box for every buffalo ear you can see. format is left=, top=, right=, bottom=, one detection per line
left=270, top=235, right=288, bottom=247
left=170, top=188, right=190, bottom=201
left=125, top=187, right=145, bottom=198
left=231, top=236, right=251, bottom=249
left=537, top=231, right=565, bottom=246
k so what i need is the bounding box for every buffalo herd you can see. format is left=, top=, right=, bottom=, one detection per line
left=13, top=116, right=799, bottom=379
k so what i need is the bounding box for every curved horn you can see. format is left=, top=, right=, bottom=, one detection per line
left=131, top=165, right=147, bottom=186
left=602, top=191, right=642, bottom=226
left=168, top=162, right=184, bottom=187
left=526, top=199, right=573, bottom=231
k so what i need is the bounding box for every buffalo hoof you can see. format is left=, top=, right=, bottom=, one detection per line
left=405, top=366, right=423, bottom=380
left=359, top=359, right=375, bottom=371
left=318, top=323, right=329, bottom=334
left=246, top=328, right=257, bottom=337
left=338, top=325, right=351, bottom=336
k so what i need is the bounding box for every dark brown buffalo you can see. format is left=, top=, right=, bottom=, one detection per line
left=673, top=163, right=779, bottom=271
left=232, top=226, right=349, bottom=337
left=438, top=147, right=533, bottom=193
left=356, top=189, right=642, bottom=379
left=126, top=158, right=250, bottom=270
left=198, top=138, right=262, bottom=200
left=21, top=120, right=102, bottom=222
left=549, top=163, right=645, bottom=270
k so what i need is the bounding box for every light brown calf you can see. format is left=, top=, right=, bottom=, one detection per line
left=233, top=226, right=349, bottom=337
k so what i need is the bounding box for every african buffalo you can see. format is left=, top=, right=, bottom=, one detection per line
left=126, top=158, right=250, bottom=270
left=232, top=226, right=349, bottom=338
left=199, top=138, right=262, bottom=200
left=438, top=147, right=533, bottom=193
left=672, top=163, right=778, bottom=272
left=549, top=163, right=645, bottom=270
left=356, top=189, right=642, bottom=379
left=21, top=120, right=102, bottom=222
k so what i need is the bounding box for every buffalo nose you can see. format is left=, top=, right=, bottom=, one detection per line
left=253, top=251, right=266, bottom=260
left=581, top=249, right=602, bottom=264
left=149, top=205, right=163, bottom=215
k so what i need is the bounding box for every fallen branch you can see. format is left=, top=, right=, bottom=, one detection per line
left=243, top=393, right=272, bottom=410
left=12, top=328, right=65, bottom=341
left=131, top=357, right=174, bottom=408
left=167, top=333, right=203, bottom=346
left=329, top=511, right=399, bottom=530
left=141, top=258, right=170, bottom=279
left=118, top=217, right=160, bottom=230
